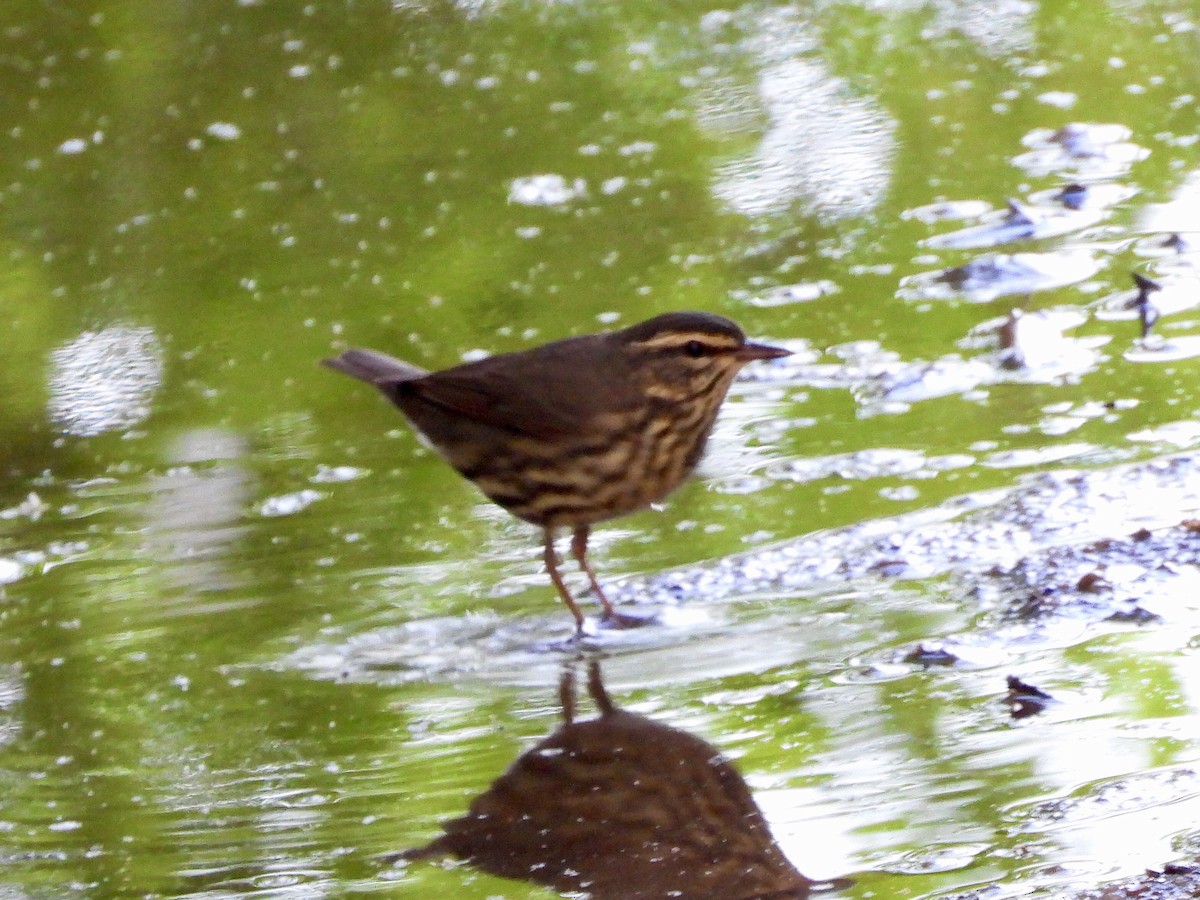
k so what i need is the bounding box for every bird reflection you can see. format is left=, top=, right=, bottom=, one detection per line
left=401, top=660, right=840, bottom=899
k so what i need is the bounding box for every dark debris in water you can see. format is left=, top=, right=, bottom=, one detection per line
left=982, top=518, right=1199, bottom=624
left=1012, top=122, right=1149, bottom=177
left=619, top=453, right=1200, bottom=635
left=921, top=196, right=1106, bottom=251
left=1130, top=272, right=1162, bottom=339
left=951, top=856, right=1200, bottom=900
left=960, top=770, right=1200, bottom=899
left=1003, top=674, right=1055, bottom=720
left=743, top=306, right=1109, bottom=416
left=903, top=249, right=1102, bottom=302
left=903, top=643, right=960, bottom=668
left=1096, top=270, right=1200, bottom=354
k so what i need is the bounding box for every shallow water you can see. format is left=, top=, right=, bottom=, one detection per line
left=3, top=1, right=1200, bottom=897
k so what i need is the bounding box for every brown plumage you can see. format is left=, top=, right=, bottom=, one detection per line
left=323, top=311, right=789, bottom=632
left=400, top=661, right=822, bottom=899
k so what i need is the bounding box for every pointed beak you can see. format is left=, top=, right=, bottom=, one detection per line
left=735, top=341, right=792, bottom=362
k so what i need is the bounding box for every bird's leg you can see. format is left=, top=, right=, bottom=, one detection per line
left=571, top=526, right=653, bottom=629
left=570, top=525, right=617, bottom=618
left=559, top=665, right=577, bottom=725
left=585, top=658, right=617, bottom=717
left=544, top=527, right=587, bottom=634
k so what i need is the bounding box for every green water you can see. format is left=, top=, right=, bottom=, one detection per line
left=2, top=1, right=1200, bottom=897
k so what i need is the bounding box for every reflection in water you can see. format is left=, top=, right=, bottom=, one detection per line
left=144, top=428, right=250, bottom=594
left=914, top=0, right=1035, bottom=58
left=902, top=249, right=1100, bottom=302
left=699, top=10, right=894, bottom=220
left=1138, top=169, right=1200, bottom=235
left=992, top=308, right=1107, bottom=373
left=712, top=55, right=894, bottom=220
left=1013, top=123, right=1149, bottom=178
left=0, top=665, right=22, bottom=748
left=1004, top=675, right=1054, bottom=720
left=401, top=661, right=837, bottom=899
left=46, top=324, right=164, bottom=437
left=921, top=198, right=1105, bottom=250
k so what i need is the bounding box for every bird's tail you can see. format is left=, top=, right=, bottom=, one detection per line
left=321, top=348, right=427, bottom=385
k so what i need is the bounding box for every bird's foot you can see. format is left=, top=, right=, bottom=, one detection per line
left=598, top=609, right=657, bottom=630
left=537, top=610, right=658, bottom=652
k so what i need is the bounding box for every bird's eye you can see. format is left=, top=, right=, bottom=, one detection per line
left=683, top=340, right=706, bottom=358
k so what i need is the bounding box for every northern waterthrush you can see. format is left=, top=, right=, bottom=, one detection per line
left=401, top=660, right=820, bottom=898
left=323, top=311, right=790, bottom=633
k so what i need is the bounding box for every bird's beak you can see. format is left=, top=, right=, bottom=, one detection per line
left=736, top=341, right=792, bottom=362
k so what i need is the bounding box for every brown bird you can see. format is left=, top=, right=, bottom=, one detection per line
left=398, top=660, right=827, bottom=899
left=323, top=311, right=790, bottom=633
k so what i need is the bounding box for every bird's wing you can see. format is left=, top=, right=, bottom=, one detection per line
left=402, top=342, right=632, bottom=441
left=403, top=370, right=587, bottom=440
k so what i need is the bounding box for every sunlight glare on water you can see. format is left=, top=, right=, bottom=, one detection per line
left=1, top=1, right=1200, bottom=898
left=46, top=325, right=164, bottom=438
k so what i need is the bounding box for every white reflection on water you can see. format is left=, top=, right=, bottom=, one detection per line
left=507, top=173, right=588, bottom=207
left=710, top=55, right=895, bottom=220
left=46, top=324, right=164, bottom=437
left=698, top=9, right=895, bottom=220
left=0, top=664, right=23, bottom=749
left=146, top=429, right=251, bottom=595
left=906, top=0, right=1036, bottom=58
left=1138, top=168, right=1200, bottom=235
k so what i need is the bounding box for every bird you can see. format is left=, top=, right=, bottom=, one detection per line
left=322, top=311, right=790, bottom=633
left=397, top=659, right=825, bottom=898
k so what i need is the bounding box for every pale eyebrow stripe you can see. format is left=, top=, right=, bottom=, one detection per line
left=629, top=332, right=740, bottom=351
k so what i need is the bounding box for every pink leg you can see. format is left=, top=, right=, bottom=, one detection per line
left=571, top=525, right=618, bottom=620
left=544, top=528, right=586, bottom=633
